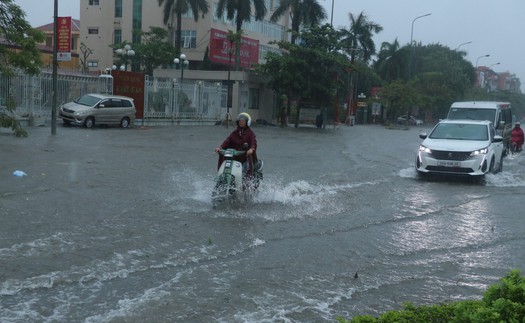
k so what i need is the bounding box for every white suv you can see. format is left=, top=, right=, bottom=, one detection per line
left=415, top=119, right=504, bottom=177
left=59, top=94, right=136, bottom=128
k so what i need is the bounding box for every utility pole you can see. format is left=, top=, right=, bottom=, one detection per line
left=51, top=0, right=58, bottom=135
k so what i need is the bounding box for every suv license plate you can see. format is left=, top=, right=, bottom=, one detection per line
left=437, top=160, right=461, bottom=167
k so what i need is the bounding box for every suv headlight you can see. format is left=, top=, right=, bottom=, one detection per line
left=470, top=147, right=488, bottom=156
left=419, top=145, right=431, bottom=153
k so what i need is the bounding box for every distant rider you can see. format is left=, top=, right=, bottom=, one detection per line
left=511, top=122, right=524, bottom=152
left=215, top=112, right=258, bottom=178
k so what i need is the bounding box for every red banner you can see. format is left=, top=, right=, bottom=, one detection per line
left=209, top=28, right=259, bottom=69
left=112, top=70, right=145, bottom=119
left=56, top=16, right=71, bottom=61
left=57, top=16, right=71, bottom=52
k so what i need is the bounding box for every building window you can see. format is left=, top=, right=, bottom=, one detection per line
left=89, top=0, right=100, bottom=5
left=249, top=88, right=259, bottom=109
left=87, top=61, right=99, bottom=67
left=114, top=29, right=122, bottom=44
left=71, top=37, right=77, bottom=51
left=88, top=28, right=99, bottom=35
left=182, top=10, right=194, bottom=19
left=115, top=0, right=122, bottom=18
left=132, top=0, right=143, bottom=44
left=180, top=30, right=196, bottom=49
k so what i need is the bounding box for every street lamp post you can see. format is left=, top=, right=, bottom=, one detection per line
left=174, top=53, right=189, bottom=85
left=489, top=62, right=500, bottom=70
left=330, top=0, right=335, bottom=27
left=173, top=54, right=189, bottom=120
left=115, top=44, right=135, bottom=71
left=475, top=54, right=490, bottom=68
left=408, top=13, right=431, bottom=78
left=456, top=41, right=472, bottom=51
left=485, top=62, right=500, bottom=91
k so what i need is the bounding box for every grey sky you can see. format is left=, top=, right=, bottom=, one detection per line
left=14, top=0, right=524, bottom=92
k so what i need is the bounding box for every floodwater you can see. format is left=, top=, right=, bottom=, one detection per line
left=1, top=123, right=524, bottom=322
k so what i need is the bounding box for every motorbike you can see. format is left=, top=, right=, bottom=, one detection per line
left=212, top=145, right=263, bottom=208
left=510, top=140, right=522, bottom=154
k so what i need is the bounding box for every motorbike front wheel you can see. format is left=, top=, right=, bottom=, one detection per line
left=211, top=175, right=235, bottom=207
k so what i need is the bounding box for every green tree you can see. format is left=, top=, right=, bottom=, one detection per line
left=0, top=0, right=44, bottom=136
left=376, top=80, right=417, bottom=120
left=373, top=38, right=408, bottom=83
left=0, top=0, right=44, bottom=76
left=134, top=27, right=177, bottom=76
left=258, top=24, right=347, bottom=123
left=157, top=0, right=209, bottom=57
left=215, top=0, right=267, bottom=70
left=269, top=0, right=327, bottom=45
left=338, top=12, right=383, bottom=64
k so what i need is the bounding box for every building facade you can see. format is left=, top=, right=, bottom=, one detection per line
left=476, top=66, right=522, bottom=93
left=80, top=0, right=290, bottom=73
left=79, top=0, right=291, bottom=122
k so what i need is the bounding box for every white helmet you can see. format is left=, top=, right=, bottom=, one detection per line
left=236, top=112, right=252, bottom=127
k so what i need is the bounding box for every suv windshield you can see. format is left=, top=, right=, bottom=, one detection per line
left=430, top=123, right=488, bottom=141
left=447, top=108, right=496, bottom=122
left=75, top=95, right=102, bottom=107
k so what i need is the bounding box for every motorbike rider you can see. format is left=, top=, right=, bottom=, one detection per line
left=214, top=112, right=258, bottom=178
left=510, top=121, right=524, bottom=152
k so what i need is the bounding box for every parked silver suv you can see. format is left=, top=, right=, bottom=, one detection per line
left=59, top=94, right=136, bottom=128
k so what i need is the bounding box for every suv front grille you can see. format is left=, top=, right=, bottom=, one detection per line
left=431, top=150, right=471, bottom=161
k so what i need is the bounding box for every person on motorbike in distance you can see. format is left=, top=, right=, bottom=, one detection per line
left=214, top=112, right=258, bottom=178
left=510, top=122, right=524, bottom=152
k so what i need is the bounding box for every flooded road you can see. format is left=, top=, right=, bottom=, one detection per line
left=1, top=123, right=524, bottom=322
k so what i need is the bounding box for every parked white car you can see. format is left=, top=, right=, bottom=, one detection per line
left=415, top=119, right=504, bottom=177
left=397, top=115, right=423, bottom=126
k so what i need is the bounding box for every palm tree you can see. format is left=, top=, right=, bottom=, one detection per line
left=269, top=0, right=327, bottom=44
left=338, top=12, right=383, bottom=64
left=157, top=0, right=209, bottom=58
left=374, top=38, right=408, bottom=82
left=215, top=0, right=267, bottom=70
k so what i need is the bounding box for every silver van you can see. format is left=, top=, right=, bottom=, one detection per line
left=447, top=101, right=513, bottom=154
left=59, top=93, right=136, bottom=128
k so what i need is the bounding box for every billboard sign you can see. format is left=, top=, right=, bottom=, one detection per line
left=208, top=28, right=259, bottom=69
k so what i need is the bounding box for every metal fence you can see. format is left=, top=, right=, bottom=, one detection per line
left=1, top=71, right=226, bottom=124
left=0, top=71, right=101, bottom=117
left=143, top=76, right=226, bottom=123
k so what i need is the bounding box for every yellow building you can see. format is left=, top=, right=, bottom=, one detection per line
left=35, top=19, right=82, bottom=72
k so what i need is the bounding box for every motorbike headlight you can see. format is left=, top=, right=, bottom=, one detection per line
left=470, top=147, right=488, bottom=156
left=419, top=145, right=431, bottom=153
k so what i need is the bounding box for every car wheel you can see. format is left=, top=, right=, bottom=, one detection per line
left=489, top=156, right=495, bottom=173
left=120, top=117, right=130, bottom=128
left=84, top=117, right=95, bottom=129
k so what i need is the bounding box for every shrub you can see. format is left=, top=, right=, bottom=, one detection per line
left=338, top=270, right=525, bottom=323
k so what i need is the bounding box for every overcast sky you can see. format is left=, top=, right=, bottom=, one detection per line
left=14, top=0, right=524, bottom=92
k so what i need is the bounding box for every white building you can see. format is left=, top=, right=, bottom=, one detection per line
left=80, top=0, right=291, bottom=122
left=80, top=0, right=290, bottom=72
